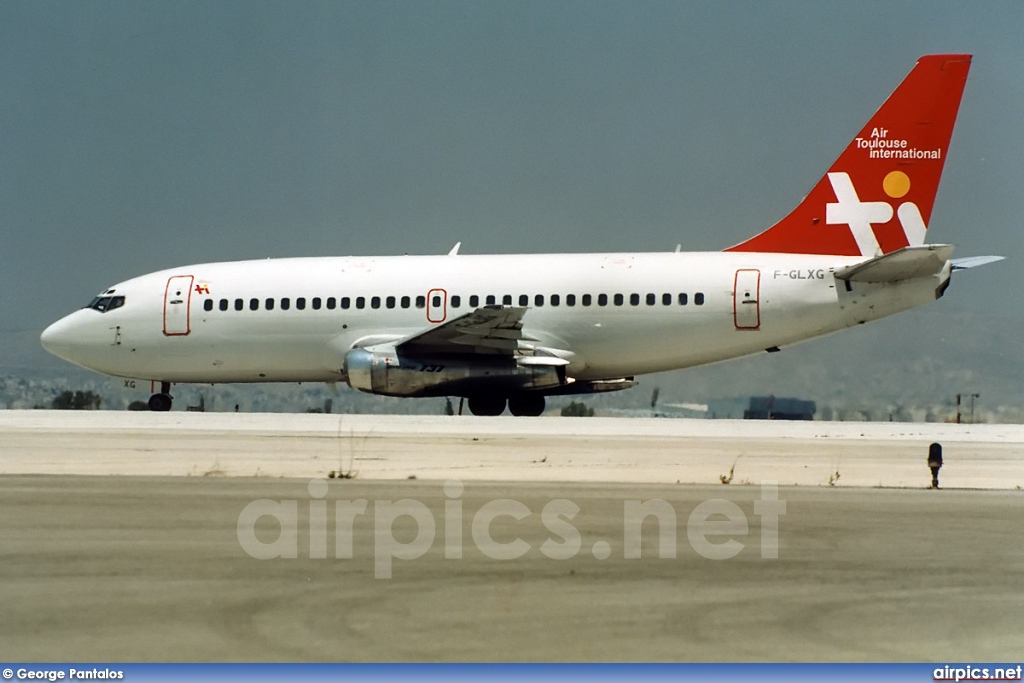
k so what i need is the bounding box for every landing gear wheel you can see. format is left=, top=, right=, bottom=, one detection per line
left=508, top=394, right=545, bottom=417
left=467, top=395, right=506, bottom=416
left=148, top=393, right=173, bottom=412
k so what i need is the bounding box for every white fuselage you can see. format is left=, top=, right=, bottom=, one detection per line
left=41, top=250, right=948, bottom=386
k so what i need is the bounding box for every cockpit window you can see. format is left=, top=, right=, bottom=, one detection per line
left=84, top=295, right=126, bottom=313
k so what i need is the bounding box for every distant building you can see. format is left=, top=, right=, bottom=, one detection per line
left=708, top=396, right=816, bottom=421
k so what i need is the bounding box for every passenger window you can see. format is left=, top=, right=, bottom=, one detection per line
left=535, top=294, right=544, bottom=306
left=401, top=296, right=411, bottom=308
left=598, top=294, right=608, bottom=306
left=566, top=294, right=576, bottom=307
left=204, top=299, right=213, bottom=312
left=371, top=296, right=381, bottom=309
left=469, top=295, right=479, bottom=307
left=281, top=298, right=291, bottom=310
left=341, top=297, right=350, bottom=310
left=695, top=293, right=705, bottom=305
left=386, top=296, right=396, bottom=309
left=485, top=295, right=496, bottom=306
left=296, top=297, right=306, bottom=310
left=266, top=298, right=275, bottom=311
left=219, top=299, right=228, bottom=311
left=326, top=297, right=336, bottom=310
left=451, top=295, right=461, bottom=308
left=678, top=293, right=688, bottom=305
left=432, top=295, right=441, bottom=308
left=356, top=297, right=366, bottom=310
left=503, top=295, right=512, bottom=305
left=312, top=297, right=322, bottom=310
left=519, top=294, right=529, bottom=306
left=613, top=294, right=624, bottom=306
left=550, top=294, right=560, bottom=306
left=234, top=299, right=244, bottom=311
left=249, top=298, right=259, bottom=311
left=415, top=295, right=425, bottom=309
left=646, top=293, right=655, bottom=306
left=582, top=294, right=592, bottom=306
left=662, top=293, right=671, bottom=306
left=630, top=293, right=640, bottom=306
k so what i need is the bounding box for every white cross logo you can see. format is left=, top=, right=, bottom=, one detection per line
left=825, top=172, right=893, bottom=256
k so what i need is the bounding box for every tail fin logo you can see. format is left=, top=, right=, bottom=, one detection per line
left=725, top=54, right=971, bottom=257
left=855, top=127, right=943, bottom=161
left=826, top=171, right=927, bottom=257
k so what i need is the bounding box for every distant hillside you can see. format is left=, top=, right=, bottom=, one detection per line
left=645, top=307, right=1024, bottom=418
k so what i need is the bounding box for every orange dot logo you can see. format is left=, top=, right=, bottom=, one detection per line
left=883, top=171, right=910, bottom=198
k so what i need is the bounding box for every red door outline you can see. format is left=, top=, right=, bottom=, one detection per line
left=733, top=269, right=761, bottom=330
left=426, top=288, right=447, bottom=323
left=163, top=275, right=194, bottom=336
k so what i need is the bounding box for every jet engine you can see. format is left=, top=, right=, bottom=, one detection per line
left=344, top=348, right=565, bottom=397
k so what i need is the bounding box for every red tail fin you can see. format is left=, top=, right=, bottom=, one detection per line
left=727, top=54, right=971, bottom=257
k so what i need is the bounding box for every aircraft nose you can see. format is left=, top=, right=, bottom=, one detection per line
left=40, top=314, right=81, bottom=361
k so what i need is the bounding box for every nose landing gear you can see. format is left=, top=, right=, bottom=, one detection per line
left=148, top=382, right=173, bottom=412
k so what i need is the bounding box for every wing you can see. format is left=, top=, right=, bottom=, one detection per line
left=394, top=305, right=569, bottom=365
left=397, top=305, right=531, bottom=356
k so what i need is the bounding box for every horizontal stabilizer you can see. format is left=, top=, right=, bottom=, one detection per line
left=952, top=255, right=1005, bottom=270
left=834, top=245, right=954, bottom=283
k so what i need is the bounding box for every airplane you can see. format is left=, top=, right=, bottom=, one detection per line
left=41, top=54, right=1002, bottom=416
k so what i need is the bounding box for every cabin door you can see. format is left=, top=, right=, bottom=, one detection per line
left=733, top=269, right=761, bottom=330
left=426, top=288, right=447, bottom=323
left=163, top=275, right=194, bottom=336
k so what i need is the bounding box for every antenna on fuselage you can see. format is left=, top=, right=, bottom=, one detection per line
left=448, top=242, right=461, bottom=256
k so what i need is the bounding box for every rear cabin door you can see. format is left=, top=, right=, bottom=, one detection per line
left=163, top=275, right=194, bottom=336
left=733, top=269, right=761, bottom=330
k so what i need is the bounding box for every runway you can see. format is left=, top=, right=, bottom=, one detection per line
left=3, top=411, right=1023, bottom=488
left=1, top=412, right=1022, bottom=661
left=1, top=476, right=1022, bottom=661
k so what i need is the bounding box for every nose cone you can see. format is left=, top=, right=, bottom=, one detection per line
left=41, top=312, right=87, bottom=363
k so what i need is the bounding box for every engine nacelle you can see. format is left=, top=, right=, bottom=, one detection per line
left=344, top=348, right=564, bottom=397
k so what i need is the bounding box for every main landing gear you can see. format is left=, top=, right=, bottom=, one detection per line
left=148, top=382, right=173, bottom=412
left=466, top=394, right=546, bottom=417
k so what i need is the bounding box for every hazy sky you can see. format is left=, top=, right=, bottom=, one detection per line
left=3, top=1, right=1022, bottom=335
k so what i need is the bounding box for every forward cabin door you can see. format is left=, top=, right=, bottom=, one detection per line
left=163, top=275, right=194, bottom=336
left=733, top=269, right=761, bottom=330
